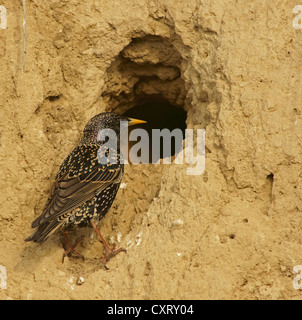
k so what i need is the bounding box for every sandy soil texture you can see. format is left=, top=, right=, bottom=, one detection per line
left=0, top=0, right=302, bottom=300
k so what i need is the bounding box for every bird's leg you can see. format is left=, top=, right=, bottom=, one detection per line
left=91, top=221, right=126, bottom=266
left=62, top=230, right=84, bottom=263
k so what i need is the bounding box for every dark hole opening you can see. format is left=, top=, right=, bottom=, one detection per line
left=47, top=95, right=61, bottom=102
left=266, top=173, right=274, bottom=182
left=122, top=96, right=187, bottom=164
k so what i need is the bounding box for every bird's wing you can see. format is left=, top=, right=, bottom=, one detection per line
left=31, top=144, right=123, bottom=228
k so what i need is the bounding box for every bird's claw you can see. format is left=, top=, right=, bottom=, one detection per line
left=62, top=233, right=85, bottom=263
left=102, top=244, right=127, bottom=266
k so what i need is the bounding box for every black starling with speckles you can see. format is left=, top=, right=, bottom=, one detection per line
left=25, top=112, right=146, bottom=265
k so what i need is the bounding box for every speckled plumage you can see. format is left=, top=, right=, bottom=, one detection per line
left=25, top=112, right=141, bottom=250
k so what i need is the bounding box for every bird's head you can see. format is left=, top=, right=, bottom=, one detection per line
left=80, top=112, right=147, bottom=145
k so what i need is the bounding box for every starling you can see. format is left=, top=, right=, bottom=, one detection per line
left=25, top=112, right=146, bottom=265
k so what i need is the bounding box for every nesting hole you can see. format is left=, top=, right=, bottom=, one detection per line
left=123, top=96, right=187, bottom=162
left=101, top=35, right=189, bottom=162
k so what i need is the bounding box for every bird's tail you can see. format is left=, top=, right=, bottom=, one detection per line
left=25, top=220, right=64, bottom=243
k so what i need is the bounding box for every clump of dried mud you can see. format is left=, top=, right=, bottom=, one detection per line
left=0, top=0, right=302, bottom=300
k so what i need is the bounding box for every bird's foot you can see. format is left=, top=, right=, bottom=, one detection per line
left=91, top=221, right=126, bottom=267
left=62, top=231, right=84, bottom=263
left=102, top=243, right=127, bottom=266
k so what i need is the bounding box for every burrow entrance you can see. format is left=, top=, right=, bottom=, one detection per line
left=101, top=35, right=189, bottom=163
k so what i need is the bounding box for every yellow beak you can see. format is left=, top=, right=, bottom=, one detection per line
left=128, top=118, right=147, bottom=126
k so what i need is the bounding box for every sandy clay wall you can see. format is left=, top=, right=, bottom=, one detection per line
left=0, top=0, right=302, bottom=299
